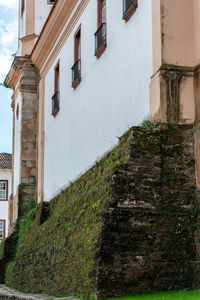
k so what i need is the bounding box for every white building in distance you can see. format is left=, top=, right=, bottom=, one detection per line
left=0, top=153, right=12, bottom=240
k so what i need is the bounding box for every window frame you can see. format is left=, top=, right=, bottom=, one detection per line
left=94, top=0, right=107, bottom=59
left=21, top=0, right=25, bottom=17
left=0, top=180, right=8, bottom=201
left=0, top=220, right=6, bottom=240
left=71, top=25, right=81, bottom=90
left=47, top=0, right=56, bottom=4
left=123, top=0, right=138, bottom=22
left=16, top=103, right=19, bottom=120
left=52, top=60, right=60, bottom=117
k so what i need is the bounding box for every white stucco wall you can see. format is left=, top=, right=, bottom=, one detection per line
left=43, top=0, right=153, bottom=201
left=17, top=0, right=26, bottom=56
left=35, top=0, right=53, bottom=36
left=17, top=0, right=52, bottom=56
left=13, top=94, right=22, bottom=197
left=0, top=169, right=12, bottom=239
left=19, top=0, right=26, bottom=39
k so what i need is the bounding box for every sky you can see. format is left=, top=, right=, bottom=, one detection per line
left=0, top=0, right=18, bottom=153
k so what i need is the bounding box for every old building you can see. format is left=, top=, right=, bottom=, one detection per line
left=0, top=153, right=12, bottom=241
left=2, top=1, right=200, bottom=296
left=4, top=0, right=200, bottom=227
left=5, top=0, right=153, bottom=225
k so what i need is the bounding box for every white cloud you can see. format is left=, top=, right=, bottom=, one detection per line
left=0, top=1, right=18, bottom=82
left=0, top=50, right=13, bottom=82
left=0, top=20, right=18, bottom=48
left=0, top=0, right=18, bottom=9
left=0, top=19, right=18, bottom=82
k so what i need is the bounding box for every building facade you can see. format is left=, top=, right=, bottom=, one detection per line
left=5, top=0, right=200, bottom=226
left=0, top=153, right=12, bottom=240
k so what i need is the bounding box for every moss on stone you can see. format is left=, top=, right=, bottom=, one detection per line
left=0, top=125, right=198, bottom=299
left=2, top=129, right=132, bottom=298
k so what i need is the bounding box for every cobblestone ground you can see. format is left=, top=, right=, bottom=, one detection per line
left=0, top=285, right=79, bottom=300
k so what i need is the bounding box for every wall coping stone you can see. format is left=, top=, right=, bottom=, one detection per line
left=0, top=285, right=79, bottom=300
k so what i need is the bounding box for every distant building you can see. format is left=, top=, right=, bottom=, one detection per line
left=0, top=153, right=12, bottom=240
left=4, top=0, right=200, bottom=228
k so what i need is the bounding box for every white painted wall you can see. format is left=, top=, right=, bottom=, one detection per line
left=19, top=0, right=26, bottom=39
left=43, top=0, right=153, bottom=201
left=35, top=0, right=53, bottom=36
left=17, top=0, right=26, bottom=56
left=0, top=169, right=12, bottom=239
left=13, top=94, right=22, bottom=197
left=17, top=0, right=52, bottom=56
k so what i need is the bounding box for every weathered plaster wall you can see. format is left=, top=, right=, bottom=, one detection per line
left=43, top=0, right=153, bottom=201
left=193, top=0, right=200, bottom=66
left=161, top=0, right=195, bottom=67
left=0, top=170, right=12, bottom=238
left=150, top=0, right=196, bottom=124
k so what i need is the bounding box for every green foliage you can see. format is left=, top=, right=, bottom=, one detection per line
left=142, top=120, right=158, bottom=127
left=18, top=184, right=36, bottom=218
left=2, top=125, right=197, bottom=299
left=3, top=128, right=132, bottom=299
left=106, top=290, right=200, bottom=300
left=186, top=157, right=196, bottom=166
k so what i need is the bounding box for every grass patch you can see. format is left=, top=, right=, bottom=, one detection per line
left=106, top=291, right=200, bottom=300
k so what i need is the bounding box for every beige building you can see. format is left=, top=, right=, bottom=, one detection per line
left=5, top=0, right=200, bottom=228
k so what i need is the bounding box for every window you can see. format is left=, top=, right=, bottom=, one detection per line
left=21, top=0, right=25, bottom=16
left=0, top=220, right=5, bottom=240
left=52, top=61, right=60, bottom=117
left=123, top=0, right=138, bottom=22
left=0, top=181, right=8, bottom=201
left=71, top=26, right=81, bottom=89
left=16, top=103, right=19, bottom=120
left=94, top=0, right=107, bottom=59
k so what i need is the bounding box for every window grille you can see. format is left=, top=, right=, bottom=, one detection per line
left=52, top=91, right=60, bottom=116
left=0, top=182, right=7, bottom=200
left=72, top=60, right=81, bottom=85
left=123, top=0, right=138, bottom=22
left=95, top=23, right=106, bottom=53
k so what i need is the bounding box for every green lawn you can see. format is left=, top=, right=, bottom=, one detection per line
left=106, top=291, right=200, bottom=300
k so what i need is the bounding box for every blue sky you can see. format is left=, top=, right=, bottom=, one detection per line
left=0, top=0, right=18, bottom=153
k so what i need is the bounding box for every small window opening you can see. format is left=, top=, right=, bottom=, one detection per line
left=71, top=26, right=81, bottom=89
left=47, top=0, right=56, bottom=4
left=0, top=181, right=7, bottom=200
left=16, top=103, right=19, bottom=120
left=21, top=0, right=25, bottom=16
left=0, top=220, right=5, bottom=240
left=123, top=0, right=138, bottom=22
left=52, top=61, right=60, bottom=117
left=94, top=0, right=107, bottom=59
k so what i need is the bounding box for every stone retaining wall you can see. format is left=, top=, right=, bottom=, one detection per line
left=96, top=125, right=197, bottom=298
left=0, top=125, right=198, bottom=299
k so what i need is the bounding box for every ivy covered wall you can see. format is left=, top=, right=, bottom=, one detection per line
left=0, top=125, right=198, bottom=299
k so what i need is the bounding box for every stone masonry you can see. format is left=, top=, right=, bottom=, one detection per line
left=0, top=124, right=198, bottom=299
left=0, top=285, right=79, bottom=300
left=96, top=124, right=198, bottom=298
left=19, top=58, right=38, bottom=196
left=6, top=57, right=39, bottom=228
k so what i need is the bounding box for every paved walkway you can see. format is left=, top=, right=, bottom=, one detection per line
left=0, top=285, right=79, bottom=300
